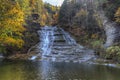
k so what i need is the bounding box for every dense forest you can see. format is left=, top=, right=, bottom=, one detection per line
left=0, top=0, right=59, bottom=56
left=59, top=0, right=120, bottom=61
left=59, top=0, right=120, bottom=36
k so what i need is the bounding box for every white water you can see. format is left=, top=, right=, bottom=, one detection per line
left=38, top=26, right=55, bottom=56
left=60, top=28, right=77, bottom=45
left=38, top=26, right=77, bottom=56
left=34, top=26, right=95, bottom=62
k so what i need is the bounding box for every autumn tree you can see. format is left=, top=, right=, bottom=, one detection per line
left=59, top=0, right=103, bottom=38
left=44, top=3, right=59, bottom=25
left=0, top=0, right=60, bottom=55
left=59, top=0, right=72, bottom=27
left=15, top=0, right=31, bottom=19
left=115, top=7, right=120, bottom=23
left=103, top=0, right=120, bottom=21
left=0, top=0, right=25, bottom=54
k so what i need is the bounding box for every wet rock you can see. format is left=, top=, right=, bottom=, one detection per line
left=34, top=26, right=95, bottom=63
left=0, top=54, right=4, bottom=59
left=99, top=12, right=120, bottom=47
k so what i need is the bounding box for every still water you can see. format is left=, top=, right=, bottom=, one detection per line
left=0, top=59, right=120, bottom=80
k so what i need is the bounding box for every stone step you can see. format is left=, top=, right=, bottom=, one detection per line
left=54, top=36, right=65, bottom=40
left=52, top=46, right=73, bottom=49
left=54, top=34, right=63, bottom=36
left=53, top=31, right=63, bottom=35
left=54, top=47, right=72, bottom=50
left=52, top=43, right=72, bottom=46
left=54, top=40, right=66, bottom=43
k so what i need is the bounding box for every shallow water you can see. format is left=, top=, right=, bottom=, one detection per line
left=0, top=59, right=120, bottom=80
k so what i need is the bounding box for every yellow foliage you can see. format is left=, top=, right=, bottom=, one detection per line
left=4, top=19, right=25, bottom=32
left=4, top=37, right=16, bottom=45
left=3, top=37, right=24, bottom=48
left=30, top=0, right=37, bottom=9
left=42, top=14, right=47, bottom=21
left=91, top=34, right=98, bottom=39
left=76, top=9, right=88, bottom=17
left=0, top=1, right=25, bottom=49
left=115, top=7, right=120, bottom=23
left=106, top=46, right=120, bottom=59
left=40, top=21, right=45, bottom=26
left=94, top=13, right=103, bottom=28
left=5, top=3, right=25, bottom=24
left=40, top=14, right=47, bottom=26
left=15, top=39, right=24, bottom=48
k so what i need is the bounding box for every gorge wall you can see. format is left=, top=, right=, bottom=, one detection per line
left=59, top=0, right=120, bottom=48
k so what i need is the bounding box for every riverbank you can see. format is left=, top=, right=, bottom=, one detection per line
left=4, top=25, right=120, bottom=68
left=7, top=51, right=38, bottom=60
left=6, top=26, right=93, bottom=62
left=2, top=21, right=41, bottom=60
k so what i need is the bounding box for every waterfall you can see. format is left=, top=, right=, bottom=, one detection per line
left=38, top=26, right=55, bottom=56
left=38, top=26, right=77, bottom=56
left=35, top=26, right=94, bottom=62
left=60, top=28, right=77, bottom=45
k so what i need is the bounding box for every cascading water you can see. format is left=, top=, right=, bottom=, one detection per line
left=39, top=26, right=55, bottom=56
left=60, top=28, right=77, bottom=45
left=28, top=0, right=120, bottom=66
left=33, top=26, right=95, bottom=62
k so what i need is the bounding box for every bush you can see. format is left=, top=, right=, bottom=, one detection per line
left=91, top=40, right=103, bottom=49
left=90, top=40, right=106, bottom=56
left=106, top=46, right=120, bottom=59
left=0, top=45, right=6, bottom=54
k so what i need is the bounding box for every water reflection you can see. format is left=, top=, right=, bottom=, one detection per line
left=0, top=59, right=120, bottom=80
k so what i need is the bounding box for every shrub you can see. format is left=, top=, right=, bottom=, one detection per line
left=91, top=40, right=103, bottom=49
left=106, top=46, right=120, bottom=59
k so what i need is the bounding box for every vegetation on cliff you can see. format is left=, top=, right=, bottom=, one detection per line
left=58, top=0, right=120, bottom=62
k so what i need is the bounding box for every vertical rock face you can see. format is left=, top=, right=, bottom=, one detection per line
left=83, top=0, right=120, bottom=47
left=104, top=22, right=120, bottom=47
left=87, top=0, right=120, bottom=47
left=78, top=0, right=120, bottom=47
left=62, top=0, right=120, bottom=48
left=99, top=12, right=120, bottom=47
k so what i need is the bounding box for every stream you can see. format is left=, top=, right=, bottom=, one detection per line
left=0, top=26, right=120, bottom=80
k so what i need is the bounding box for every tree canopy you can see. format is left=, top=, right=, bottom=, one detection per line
left=0, top=0, right=59, bottom=55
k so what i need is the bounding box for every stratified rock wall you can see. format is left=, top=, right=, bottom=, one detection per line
left=99, top=11, right=120, bottom=47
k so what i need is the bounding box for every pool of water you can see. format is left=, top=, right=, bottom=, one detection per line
left=0, top=59, right=120, bottom=80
